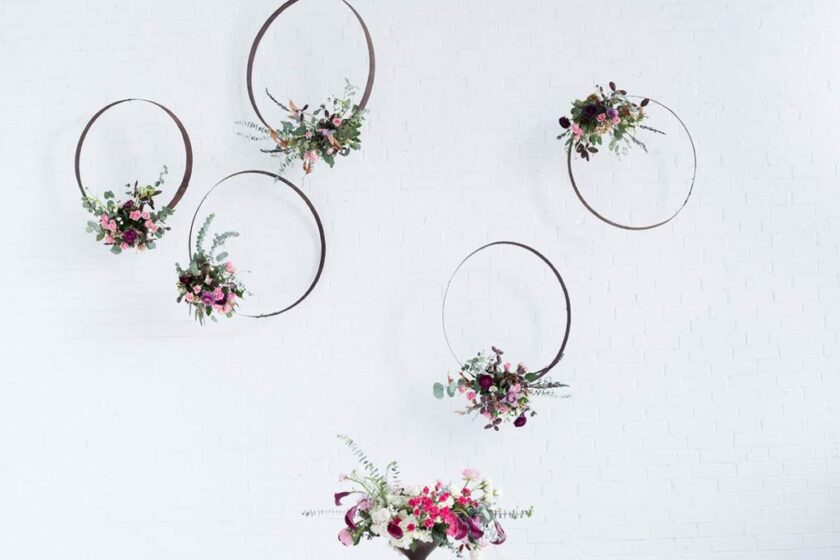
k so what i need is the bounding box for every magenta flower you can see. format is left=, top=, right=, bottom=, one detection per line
left=387, top=520, right=403, bottom=539
left=338, top=528, right=354, bottom=546
left=201, top=292, right=215, bottom=306
left=122, top=229, right=138, bottom=244
left=514, top=415, right=527, bottom=428
left=478, top=374, right=493, bottom=390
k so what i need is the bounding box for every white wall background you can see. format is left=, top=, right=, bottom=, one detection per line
left=1, top=0, right=839, bottom=558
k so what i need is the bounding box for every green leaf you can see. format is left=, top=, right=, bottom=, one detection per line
left=189, top=262, right=199, bottom=275
left=447, top=381, right=457, bottom=397
left=104, top=191, right=114, bottom=199
left=95, top=231, right=105, bottom=241
left=110, top=245, right=122, bottom=255
left=524, top=372, right=538, bottom=382
left=433, top=383, right=445, bottom=399
left=215, top=252, right=228, bottom=262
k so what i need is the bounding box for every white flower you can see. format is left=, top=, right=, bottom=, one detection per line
left=371, top=507, right=392, bottom=524
left=470, top=547, right=483, bottom=560
left=407, top=485, right=422, bottom=496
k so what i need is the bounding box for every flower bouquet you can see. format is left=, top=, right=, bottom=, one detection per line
left=332, top=435, right=527, bottom=559
left=239, top=81, right=365, bottom=175
left=175, top=213, right=246, bottom=324
left=557, top=81, right=664, bottom=161
left=434, top=346, right=568, bottom=431
left=81, top=166, right=172, bottom=253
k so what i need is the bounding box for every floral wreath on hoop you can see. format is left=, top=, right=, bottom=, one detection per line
left=434, top=346, right=568, bottom=431
left=82, top=166, right=172, bottom=254
left=557, top=81, right=664, bottom=161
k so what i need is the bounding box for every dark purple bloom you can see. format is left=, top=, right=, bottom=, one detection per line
left=583, top=103, right=599, bottom=117
left=478, top=374, right=494, bottom=390
left=122, top=229, right=138, bottom=244
left=123, top=200, right=134, bottom=209
left=606, top=108, right=618, bottom=119
left=514, top=415, right=528, bottom=428
left=334, top=491, right=351, bottom=506
left=344, top=505, right=358, bottom=530
left=465, top=516, right=484, bottom=539
left=201, top=292, right=215, bottom=306
left=387, top=520, right=403, bottom=539
left=558, top=116, right=571, bottom=129
left=452, top=515, right=469, bottom=540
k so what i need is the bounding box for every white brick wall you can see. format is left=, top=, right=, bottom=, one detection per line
left=1, top=0, right=839, bottom=558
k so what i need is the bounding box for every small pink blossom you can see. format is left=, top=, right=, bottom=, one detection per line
left=104, top=235, right=114, bottom=244
left=303, top=150, right=319, bottom=162
left=100, top=214, right=109, bottom=224
left=141, top=211, right=150, bottom=220
left=596, top=113, right=606, bottom=122
left=304, top=130, right=313, bottom=139
left=193, top=285, right=201, bottom=294
left=572, top=123, right=583, bottom=137
left=138, top=244, right=146, bottom=252
left=227, top=292, right=237, bottom=303
left=120, top=242, right=129, bottom=250
left=503, top=362, right=511, bottom=372
left=507, top=393, right=518, bottom=403
left=129, top=210, right=142, bottom=221
left=612, top=116, right=621, bottom=125
left=107, top=220, right=117, bottom=232
left=225, top=262, right=236, bottom=273
left=145, top=220, right=157, bottom=233
left=185, top=293, right=195, bottom=303
left=462, top=468, right=480, bottom=481
left=332, top=117, right=342, bottom=126
left=466, top=391, right=476, bottom=401
left=338, top=528, right=353, bottom=546
left=458, top=384, right=467, bottom=394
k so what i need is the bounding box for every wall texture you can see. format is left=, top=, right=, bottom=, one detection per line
left=1, top=0, right=839, bottom=559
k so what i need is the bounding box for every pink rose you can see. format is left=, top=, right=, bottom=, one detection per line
left=120, top=242, right=129, bottom=250
left=503, top=362, right=511, bottom=372
left=104, top=235, right=114, bottom=244
left=572, top=123, right=583, bottom=138
left=332, top=117, right=342, bottom=126
left=107, top=220, right=117, bottom=232
left=458, top=385, right=466, bottom=394
left=596, top=113, right=606, bottom=122
left=227, top=292, right=237, bottom=303
left=185, top=293, right=195, bottom=303
left=223, top=304, right=232, bottom=314
left=100, top=214, right=109, bottom=224
left=612, top=116, right=621, bottom=125
left=225, top=262, right=236, bottom=273
left=462, top=468, right=480, bottom=481
left=141, top=211, right=150, bottom=220
left=466, top=391, right=476, bottom=401
left=507, top=393, right=518, bottom=403
left=193, top=285, right=201, bottom=294
left=130, top=210, right=141, bottom=221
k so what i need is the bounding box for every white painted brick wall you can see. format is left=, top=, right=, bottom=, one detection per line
left=1, top=0, right=839, bottom=558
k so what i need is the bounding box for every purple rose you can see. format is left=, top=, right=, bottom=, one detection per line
left=477, top=374, right=494, bottom=390
left=123, top=200, right=134, bottom=209
left=201, top=292, right=215, bottom=306
left=606, top=108, right=618, bottom=119
left=122, top=229, right=138, bottom=244
left=513, top=415, right=528, bottom=428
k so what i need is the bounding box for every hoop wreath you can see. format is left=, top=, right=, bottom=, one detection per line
left=567, top=97, right=697, bottom=231
left=246, top=0, right=376, bottom=130
left=74, top=98, right=193, bottom=209
left=187, top=170, right=326, bottom=319
left=441, top=241, right=572, bottom=381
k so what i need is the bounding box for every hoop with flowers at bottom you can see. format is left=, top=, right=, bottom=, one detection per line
left=176, top=170, right=326, bottom=323
left=434, top=241, right=572, bottom=430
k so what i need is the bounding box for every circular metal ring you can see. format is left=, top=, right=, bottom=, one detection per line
left=567, top=97, right=696, bottom=231
left=246, top=0, right=376, bottom=130
left=75, top=98, right=193, bottom=209
left=441, top=241, right=571, bottom=380
left=187, top=170, right=326, bottom=319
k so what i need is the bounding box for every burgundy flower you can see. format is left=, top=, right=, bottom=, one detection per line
left=387, top=520, right=403, bottom=539
left=478, top=374, right=494, bottom=390
left=491, top=520, right=507, bottom=545
left=465, top=516, right=484, bottom=539
left=344, top=505, right=358, bottom=530
left=558, top=116, right=571, bottom=129
left=514, top=415, right=528, bottom=428
left=123, top=200, right=134, bottom=209
left=452, top=515, right=469, bottom=540
left=122, top=229, right=138, bottom=244
left=334, top=491, right=351, bottom=506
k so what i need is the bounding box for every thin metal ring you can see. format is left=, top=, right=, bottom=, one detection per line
left=441, top=241, right=571, bottom=380
left=246, top=0, right=376, bottom=130
left=567, top=97, right=697, bottom=231
left=187, top=170, right=326, bottom=319
left=75, top=98, right=193, bottom=209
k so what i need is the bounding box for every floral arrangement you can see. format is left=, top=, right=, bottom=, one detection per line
left=331, top=435, right=529, bottom=560
left=434, top=347, right=568, bottom=431
left=239, top=81, right=365, bottom=175
left=175, top=214, right=246, bottom=324
left=82, top=166, right=172, bottom=254
left=557, top=81, right=663, bottom=161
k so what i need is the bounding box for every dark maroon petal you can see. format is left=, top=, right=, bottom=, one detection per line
left=387, top=520, right=404, bottom=540
left=344, top=505, right=358, bottom=530
left=514, top=415, right=528, bottom=428
left=454, top=516, right=469, bottom=540
left=559, top=116, right=571, bottom=129
left=466, top=516, right=485, bottom=539
left=491, top=520, right=507, bottom=545
left=334, top=491, right=352, bottom=506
